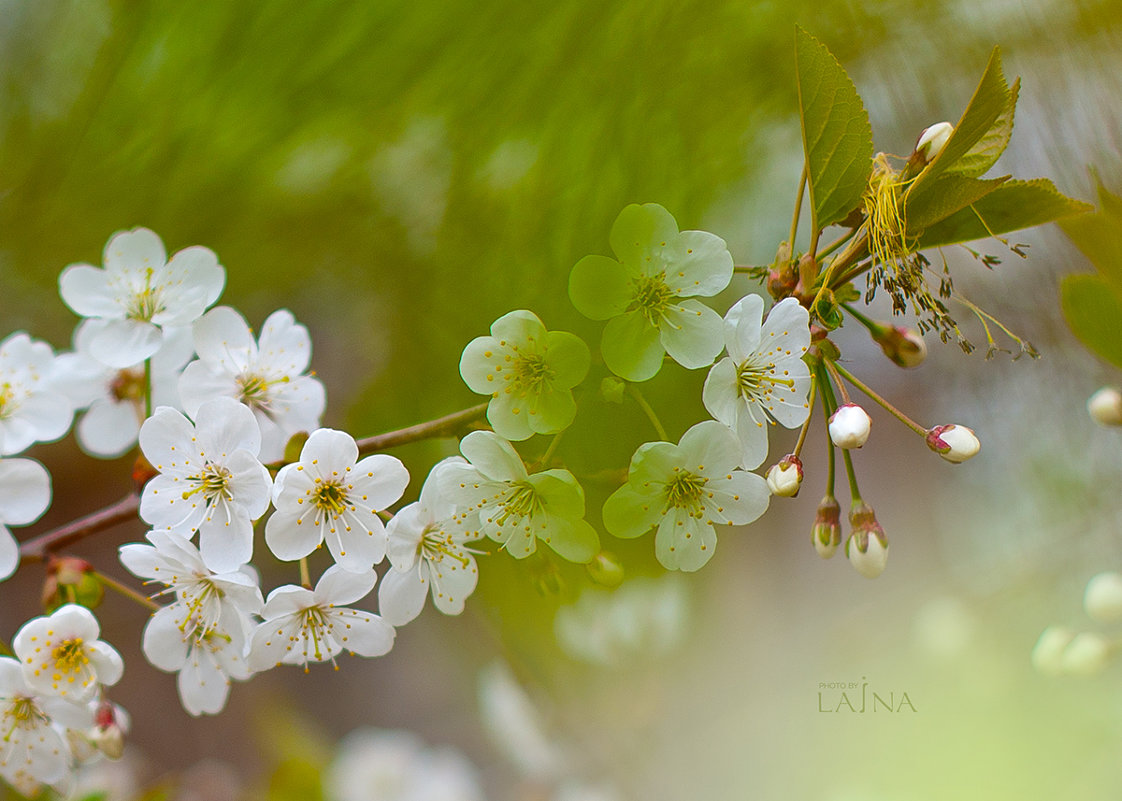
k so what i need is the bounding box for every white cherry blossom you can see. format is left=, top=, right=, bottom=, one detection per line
left=58, top=227, right=224, bottom=368
left=265, top=428, right=409, bottom=572
left=0, top=657, right=92, bottom=790
left=12, top=604, right=123, bottom=702
left=378, top=458, right=481, bottom=625
left=247, top=565, right=395, bottom=672
left=52, top=321, right=193, bottom=458
left=0, top=332, right=73, bottom=456
left=325, top=728, right=483, bottom=801
left=0, top=458, right=52, bottom=581
left=179, top=306, right=326, bottom=463
left=139, top=397, right=272, bottom=573
left=702, top=295, right=811, bottom=469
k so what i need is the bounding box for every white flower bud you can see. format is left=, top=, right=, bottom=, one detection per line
left=925, top=424, right=980, bottom=463
left=1087, top=387, right=1122, bottom=427
left=1031, top=626, right=1074, bottom=676
left=765, top=455, right=803, bottom=497
left=828, top=404, right=871, bottom=449
left=915, top=121, right=953, bottom=163
left=811, top=496, right=841, bottom=559
left=845, top=502, right=887, bottom=579
left=1084, top=572, right=1122, bottom=623
left=1060, top=632, right=1111, bottom=676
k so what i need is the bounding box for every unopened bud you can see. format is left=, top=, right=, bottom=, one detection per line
left=811, top=495, right=842, bottom=559
left=1031, top=626, right=1074, bottom=676
left=43, top=556, right=103, bottom=612
left=1084, top=572, right=1122, bottom=623
left=872, top=324, right=927, bottom=368
left=915, top=122, right=953, bottom=164
left=845, top=501, right=888, bottom=578
left=828, top=404, right=871, bottom=449
left=90, top=700, right=129, bottom=760
left=1060, top=632, right=1110, bottom=676
left=600, top=376, right=626, bottom=405
left=586, top=551, right=625, bottom=588
left=1088, top=387, right=1122, bottom=427
left=765, top=455, right=803, bottom=497
left=925, top=424, right=980, bottom=464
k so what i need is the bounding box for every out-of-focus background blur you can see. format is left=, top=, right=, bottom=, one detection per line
left=3, top=0, right=1122, bottom=798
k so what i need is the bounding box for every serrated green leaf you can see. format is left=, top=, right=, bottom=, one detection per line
left=916, top=178, right=1092, bottom=248
left=1060, top=198, right=1122, bottom=294
left=947, top=78, right=1020, bottom=178
left=1061, top=273, right=1122, bottom=369
left=907, top=48, right=1010, bottom=203
left=905, top=174, right=1008, bottom=234
left=794, top=27, right=873, bottom=231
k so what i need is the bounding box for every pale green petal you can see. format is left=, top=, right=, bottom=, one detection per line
left=678, top=420, right=741, bottom=475
left=602, top=485, right=661, bottom=539
left=527, top=388, right=576, bottom=435
left=627, top=440, right=681, bottom=486
left=541, top=517, right=599, bottom=563
left=609, top=203, right=679, bottom=269
left=655, top=509, right=717, bottom=572
left=663, top=230, right=734, bottom=297
left=460, top=430, right=527, bottom=481
left=701, top=357, right=740, bottom=427
left=490, top=309, right=546, bottom=344
left=569, top=255, right=632, bottom=320
left=530, top=469, right=585, bottom=519
left=487, top=386, right=535, bottom=441
left=602, top=310, right=664, bottom=382
left=459, top=335, right=503, bottom=395
left=659, top=299, right=724, bottom=369
left=734, top=404, right=770, bottom=469
left=544, top=330, right=590, bottom=388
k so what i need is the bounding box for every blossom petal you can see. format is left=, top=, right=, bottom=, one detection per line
left=261, top=584, right=315, bottom=617
left=609, top=203, right=679, bottom=270
left=0, top=525, right=18, bottom=581
left=655, top=509, right=717, bottom=572
left=663, top=230, right=734, bottom=297
left=460, top=430, right=526, bottom=482
left=659, top=299, right=724, bottom=369
left=198, top=504, right=254, bottom=572
left=151, top=246, right=225, bottom=326
left=58, top=264, right=121, bottom=318
left=701, top=357, right=740, bottom=428
left=540, top=517, right=599, bottom=563
left=140, top=406, right=201, bottom=475
left=377, top=566, right=428, bottom=626
left=351, top=453, right=410, bottom=510
left=601, top=310, right=663, bottom=382
left=723, top=294, right=765, bottom=362
left=191, top=306, right=255, bottom=371
left=315, top=564, right=377, bottom=606
left=332, top=609, right=395, bottom=657
left=428, top=555, right=478, bottom=616
left=89, top=319, right=163, bottom=368
left=258, top=308, right=312, bottom=375
left=707, top=471, right=770, bottom=527
left=544, top=330, right=590, bottom=388
left=527, top=388, right=576, bottom=435
left=300, top=428, right=358, bottom=478
left=140, top=473, right=207, bottom=534
left=734, top=403, right=770, bottom=470
left=86, top=641, right=123, bottom=687
left=77, top=398, right=141, bottom=458
left=195, top=397, right=261, bottom=458
left=226, top=450, right=272, bottom=517
left=487, top=389, right=535, bottom=441
left=264, top=508, right=322, bottom=561
left=489, top=309, right=546, bottom=343
left=568, top=255, right=632, bottom=320
left=178, top=647, right=231, bottom=716
left=0, top=458, right=51, bottom=525
left=459, top=335, right=503, bottom=395
left=103, top=227, right=167, bottom=275
left=678, top=420, right=741, bottom=475
left=602, top=485, right=661, bottom=539
left=325, top=512, right=386, bottom=573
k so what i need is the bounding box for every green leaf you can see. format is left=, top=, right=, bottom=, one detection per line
left=905, top=174, right=1008, bottom=234
left=1061, top=273, right=1122, bottom=369
left=947, top=78, right=1020, bottom=178
left=907, top=48, right=1011, bottom=203
left=794, top=27, right=873, bottom=231
left=916, top=178, right=1092, bottom=248
left=1060, top=180, right=1122, bottom=293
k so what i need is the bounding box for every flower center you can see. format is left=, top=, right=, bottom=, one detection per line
left=110, top=368, right=146, bottom=403
left=181, top=578, right=224, bottom=633
left=182, top=464, right=233, bottom=502
left=2, top=697, right=46, bottom=742
left=736, top=358, right=794, bottom=403
left=126, top=268, right=164, bottom=322
left=495, top=481, right=542, bottom=525
left=630, top=273, right=677, bottom=326
left=506, top=352, right=552, bottom=396
left=297, top=606, right=337, bottom=671
left=51, top=638, right=88, bottom=677
left=312, top=481, right=349, bottom=518
left=665, top=470, right=707, bottom=515
left=421, top=525, right=471, bottom=568
left=0, top=383, right=16, bottom=419
left=237, top=372, right=290, bottom=411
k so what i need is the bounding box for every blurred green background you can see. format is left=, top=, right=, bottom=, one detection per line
left=3, top=0, right=1122, bottom=798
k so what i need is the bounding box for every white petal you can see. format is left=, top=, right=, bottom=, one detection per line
left=0, top=458, right=51, bottom=525
left=264, top=508, right=322, bottom=561
left=330, top=608, right=395, bottom=657
left=195, top=397, right=261, bottom=457
left=678, top=421, right=741, bottom=475
left=89, top=319, right=163, bottom=367
left=460, top=430, right=526, bottom=482
left=314, top=564, right=377, bottom=606
left=87, top=640, right=124, bottom=686
left=191, top=306, right=255, bottom=370
left=140, top=474, right=207, bottom=534
left=151, top=246, right=225, bottom=326
left=723, top=294, right=765, bottom=362
left=299, top=428, right=358, bottom=477
left=257, top=308, right=312, bottom=375
left=377, top=566, right=428, bottom=625
left=178, top=647, right=231, bottom=716
left=77, top=399, right=141, bottom=457
left=178, top=361, right=239, bottom=418
left=261, top=584, right=315, bottom=617
left=139, top=406, right=200, bottom=475
left=58, top=264, right=122, bottom=318
left=0, top=526, right=18, bottom=580
left=198, top=504, right=254, bottom=572
left=103, top=227, right=167, bottom=275
left=701, top=357, right=740, bottom=427
left=659, top=300, right=724, bottom=369
left=350, top=454, right=409, bottom=510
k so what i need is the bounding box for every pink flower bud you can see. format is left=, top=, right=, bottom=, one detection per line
left=828, top=404, right=871, bottom=449
left=811, top=495, right=841, bottom=559
left=925, top=424, right=980, bottom=463
left=765, top=455, right=803, bottom=498
left=845, top=501, right=888, bottom=578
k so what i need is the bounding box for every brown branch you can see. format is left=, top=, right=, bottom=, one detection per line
left=354, top=403, right=489, bottom=454
left=19, top=493, right=141, bottom=563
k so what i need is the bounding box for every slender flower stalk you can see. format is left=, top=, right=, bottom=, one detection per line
left=627, top=384, right=668, bottom=441
left=829, top=361, right=927, bottom=437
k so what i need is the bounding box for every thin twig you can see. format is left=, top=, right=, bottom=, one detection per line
left=353, top=403, right=489, bottom=454
left=19, top=494, right=141, bottom=562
